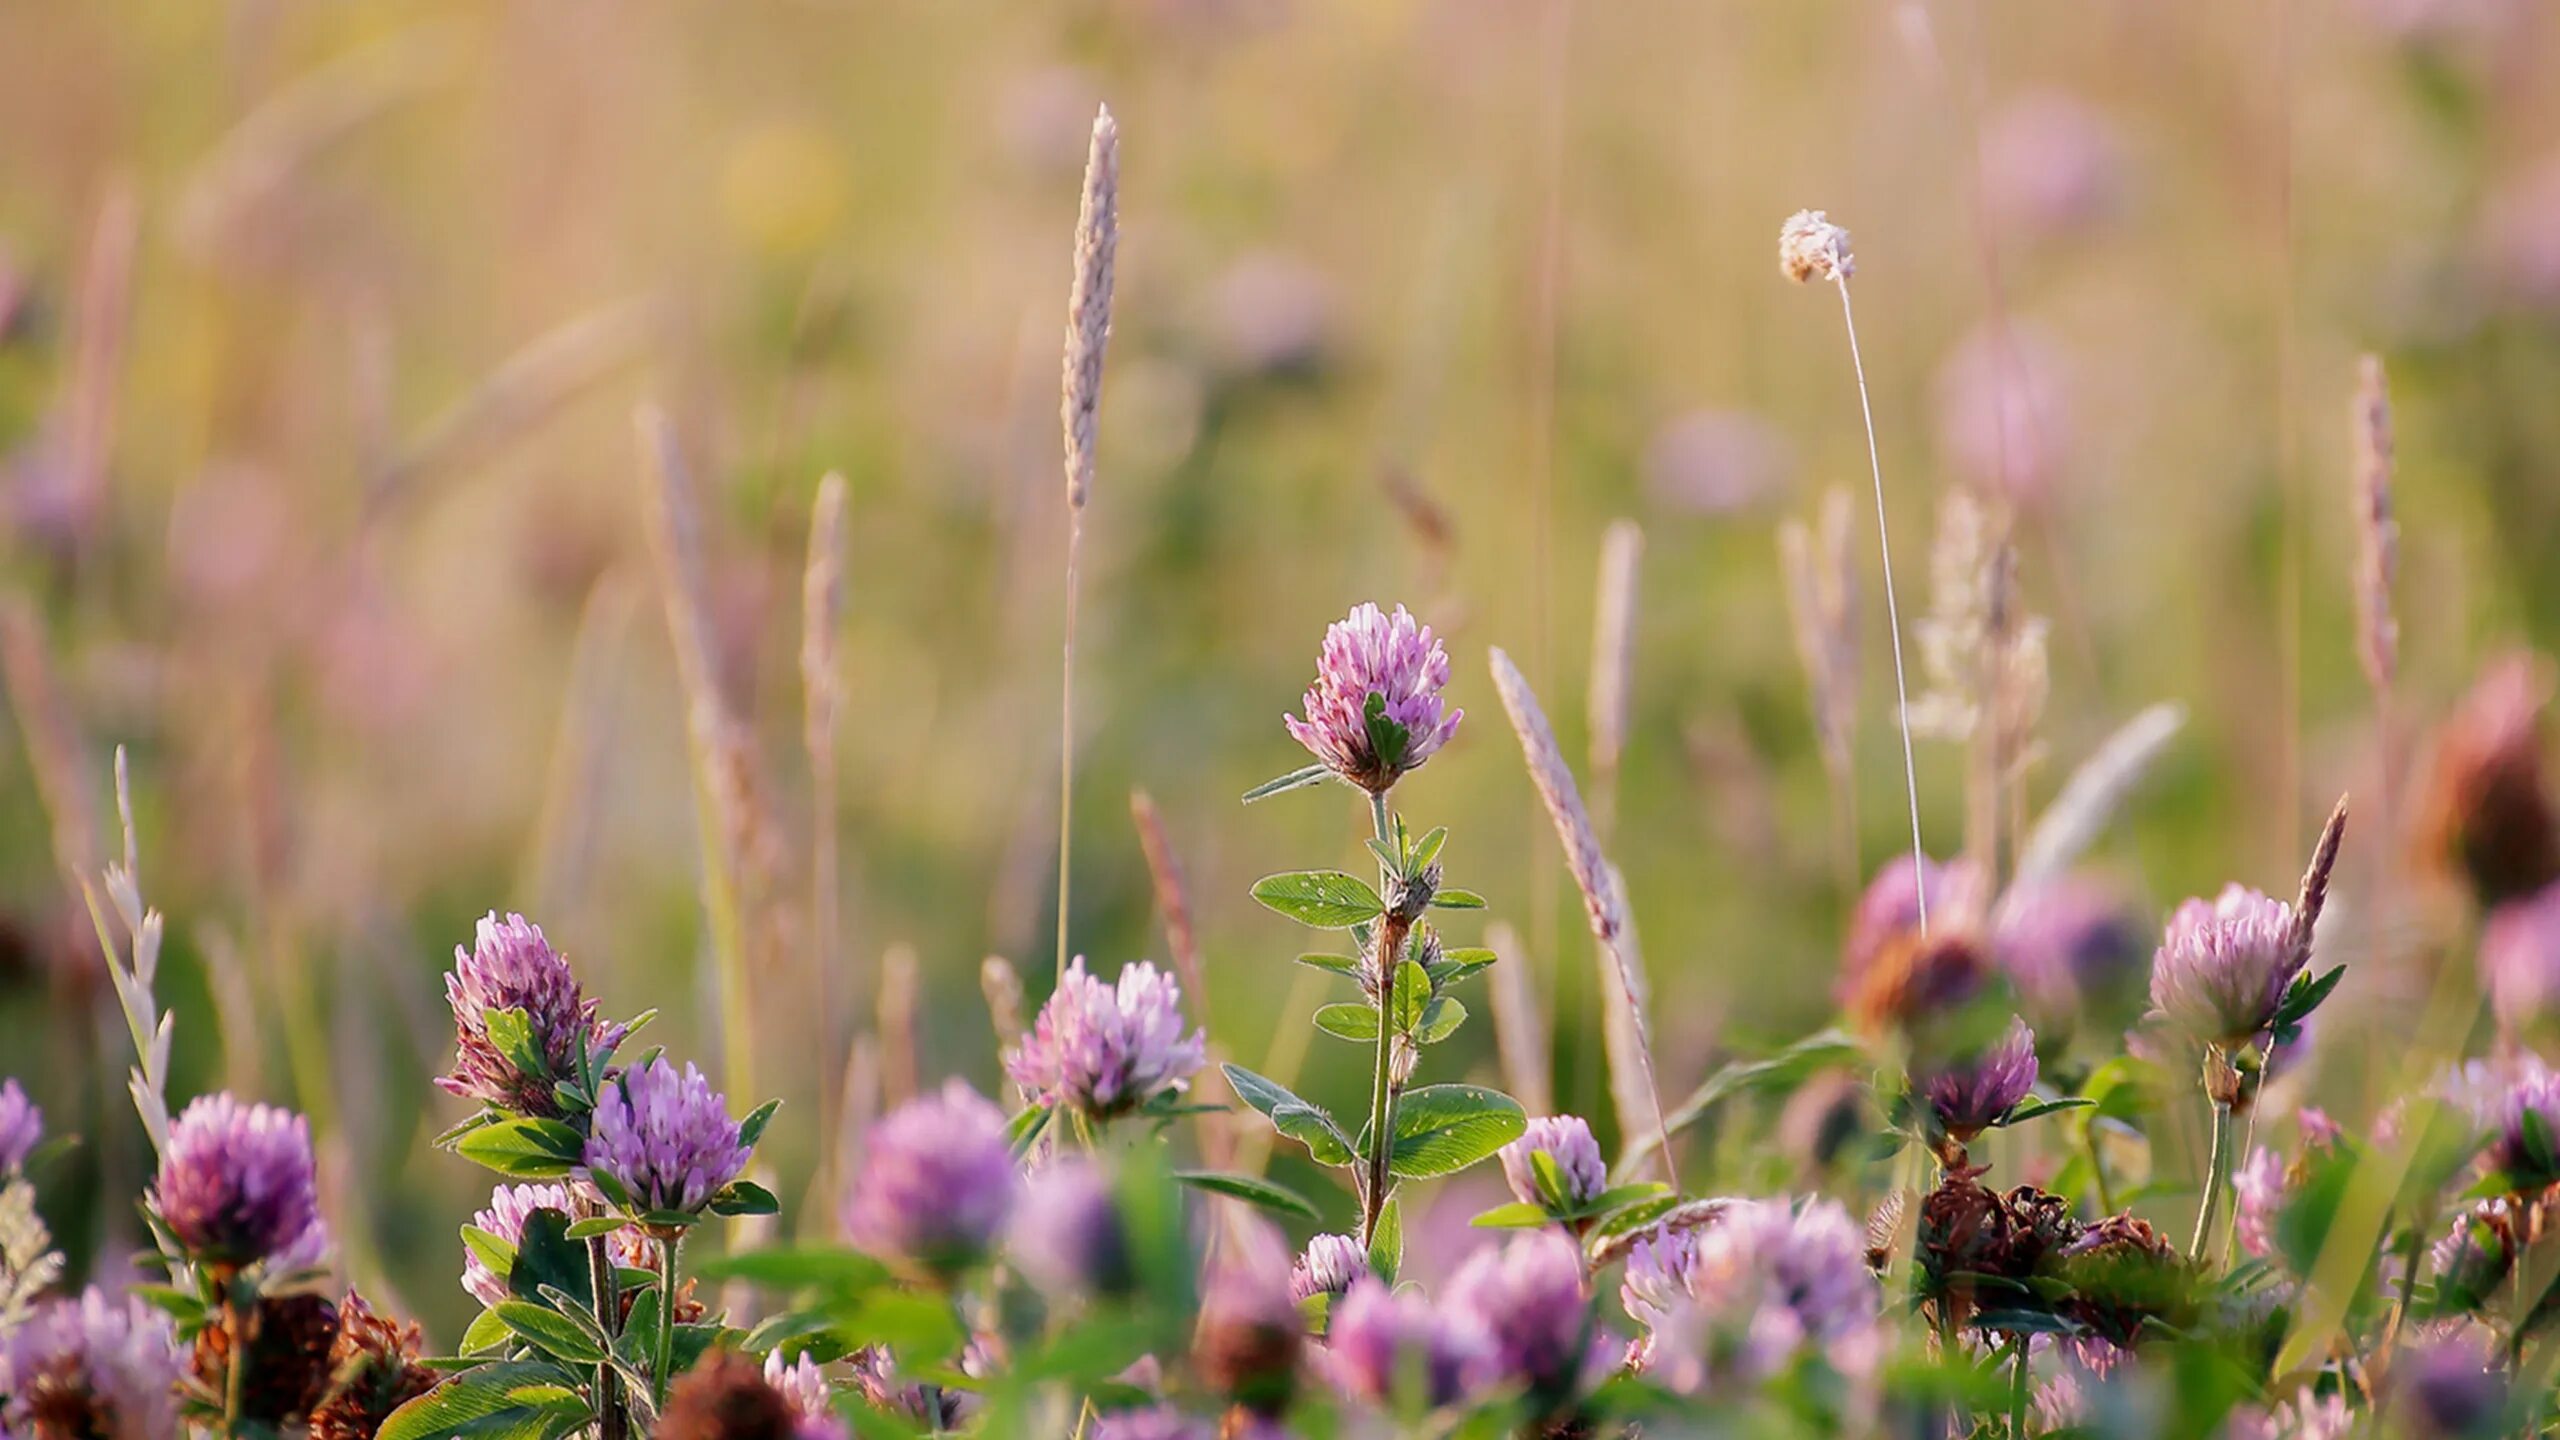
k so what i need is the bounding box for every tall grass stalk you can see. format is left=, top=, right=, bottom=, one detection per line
left=1055, top=105, right=1120, bottom=982
left=803, top=471, right=851, bottom=1189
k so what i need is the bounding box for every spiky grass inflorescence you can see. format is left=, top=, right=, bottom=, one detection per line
left=1781, top=487, right=1863, bottom=889
left=1783, top=210, right=1931, bottom=930
left=635, top=407, right=765, bottom=1115
left=1056, top=104, right=1120, bottom=982
left=1588, top=520, right=1643, bottom=838
left=1488, top=647, right=1676, bottom=1188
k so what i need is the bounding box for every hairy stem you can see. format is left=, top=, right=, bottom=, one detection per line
left=1360, top=789, right=1400, bottom=1249
left=2190, top=1098, right=2234, bottom=1264
left=655, top=1234, right=682, bottom=1407
left=588, top=1233, right=627, bottom=1440
left=1833, top=276, right=1929, bottom=931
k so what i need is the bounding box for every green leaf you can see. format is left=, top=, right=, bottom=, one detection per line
left=1391, top=960, right=1430, bottom=1034
left=737, top=1099, right=782, bottom=1149
left=1174, top=1171, right=1322, bottom=1221
left=692, top=1245, right=892, bottom=1293
left=455, top=1118, right=586, bottom=1179
left=1294, top=952, right=1362, bottom=980
left=1313, top=1004, right=1381, bottom=1042
left=1429, top=888, right=1487, bottom=910
left=483, top=1008, right=547, bottom=1084
left=492, top=1303, right=607, bottom=1365
left=1007, top=1105, right=1052, bottom=1157
left=1249, top=871, right=1385, bottom=929
left=462, top=1225, right=520, bottom=1284
left=562, top=1217, right=624, bottom=1241
left=1414, top=996, right=1467, bottom=1045
left=460, top=1308, right=515, bottom=1357
left=505, top=1210, right=593, bottom=1308
left=1584, top=1182, right=1672, bottom=1218
left=127, top=1284, right=209, bottom=1325
left=1530, top=1151, right=1570, bottom=1212
left=1368, top=1195, right=1403, bottom=1283
left=708, top=1180, right=780, bottom=1217
left=1243, top=764, right=1334, bottom=804
left=1363, top=693, right=1411, bottom=772
left=379, top=1362, right=585, bottom=1440
left=1221, top=1064, right=1358, bottom=1166
left=1469, top=1201, right=1555, bottom=1229
left=2271, top=965, right=2348, bottom=1031
left=1995, top=1097, right=2098, bottom=1128
left=1388, top=1085, right=1527, bottom=1179
left=1409, top=827, right=1449, bottom=875
left=1425, top=948, right=1498, bottom=988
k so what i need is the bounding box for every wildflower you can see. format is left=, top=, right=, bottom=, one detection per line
left=1003, top=958, right=1204, bottom=1120
left=1443, top=1230, right=1597, bottom=1403
left=0, top=1289, right=185, bottom=1440
left=1992, top=876, right=2144, bottom=1030
left=2052, top=1214, right=2193, bottom=1347
left=1322, top=1275, right=1494, bottom=1410
left=842, top=1080, right=1019, bottom=1278
left=2480, top=880, right=2560, bottom=1035
left=1283, top=603, right=1462, bottom=793
left=2485, top=1064, right=2560, bottom=1191
left=1779, top=210, right=1854, bottom=283
left=2429, top=1199, right=2519, bottom=1313
left=764, top=1351, right=845, bottom=1440
left=306, top=1292, right=435, bottom=1440
left=583, top=1057, right=752, bottom=1219
left=1289, top=1233, right=1366, bottom=1303
left=1498, top=1115, right=1608, bottom=1213
left=2148, top=885, right=2304, bottom=1047
left=461, top=1182, right=651, bottom=1307
left=847, top=1344, right=980, bottom=1429
left=2394, top=1333, right=2511, bottom=1438
left=188, top=1293, right=335, bottom=1426
left=1847, top=930, right=1995, bottom=1037
left=1192, top=1227, right=1303, bottom=1417
left=2231, top=1147, right=2288, bottom=1262
left=1008, top=1159, right=1132, bottom=1299
left=436, top=912, right=627, bottom=1117
left=153, top=1093, right=324, bottom=1269
left=2415, top=655, right=2560, bottom=909
left=0, top=1078, right=39, bottom=1173
left=1841, top=855, right=1987, bottom=985
left=1920, top=1017, right=2039, bottom=1144
left=1640, top=1198, right=1882, bottom=1392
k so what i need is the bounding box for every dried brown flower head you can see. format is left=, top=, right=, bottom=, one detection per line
left=308, top=1291, right=436, bottom=1440
left=191, top=1293, right=337, bottom=1426
left=657, top=1350, right=796, bottom=1440
left=1846, top=929, right=1993, bottom=1036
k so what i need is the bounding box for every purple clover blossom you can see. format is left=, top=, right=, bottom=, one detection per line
left=2231, top=1148, right=2287, bottom=1262
left=764, top=1349, right=844, bottom=1440
left=462, top=1183, right=652, bottom=1307
left=2486, top=1062, right=2560, bottom=1191
left=2429, top=1199, right=2518, bottom=1314
left=843, top=1080, right=1019, bottom=1276
left=1498, top=1116, right=1608, bottom=1213
left=2481, top=881, right=2560, bottom=1036
left=2396, top=1333, right=2510, bottom=1438
left=583, top=1058, right=751, bottom=1218
left=1008, top=1159, right=1131, bottom=1298
left=848, top=1346, right=975, bottom=1430
left=0, top=1078, right=40, bottom=1173
left=437, top=913, right=627, bottom=1118
left=1841, top=855, right=1990, bottom=988
left=1323, top=1275, right=1495, bottom=1411
left=2148, top=885, right=2304, bottom=1047
left=0, top=1288, right=186, bottom=1440
left=1619, top=1229, right=1700, bottom=1337
left=1921, top=1018, right=2039, bottom=1142
left=1283, top=603, right=1463, bottom=793
left=1441, top=1230, right=1595, bottom=1401
left=153, top=1093, right=323, bottom=1269
left=1633, top=1199, right=1883, bottom=1393
left=1992, top=877, right=2144, bottom=1027
left=1290, top=1233, right=1368, bottom=1303
left=1004, top=959, right=1205, bottom=1120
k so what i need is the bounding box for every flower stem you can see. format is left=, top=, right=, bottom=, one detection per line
left=2008, top=1334, right=2029, bottom=1438
left=588, top=1233, right=627, bottom=1440
left=655, top=1234, right=682, bottom=1407
left=1360, top=789, right=1398, bottom=1249
left=222, top=1289, right=248, bottom=1436
left=2190, top=1098, right=2234, bottom=1264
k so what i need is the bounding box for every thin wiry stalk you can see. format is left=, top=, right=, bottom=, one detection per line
left=1484, top=921, right=1554, bottom=1116
left=1588, top=520, right=1642, bottom=841
left=1831, top=276, right=1931, bottom=931
left=803, top=472, right=851, bottom=1191
left=1056, top=105, right=1120, bottom=982
left=633, top=406, right=758, bottom=1111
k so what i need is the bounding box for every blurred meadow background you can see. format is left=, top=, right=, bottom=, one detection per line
left=2, top=0, right=2559, bottom=1342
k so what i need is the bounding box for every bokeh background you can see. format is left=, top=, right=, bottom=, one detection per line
left=2, top=0, right=2557, bottom=1340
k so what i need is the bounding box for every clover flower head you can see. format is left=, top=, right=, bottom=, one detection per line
left=1003, top=959, right=1204, bottom=1120
left=154, top=1093, right=324, bottom=1269
left=1498, top=1115, right=1608, bottom=1212
left=1283, top=603, right=1462, bottom=793
left=2149, top=885, right=2303, bottom=1046
left=437, top=913, right=627, bottom=1117
left=1442, top=1230, right=1595, bottom=1400
left=0, top=1289, right=185, bottom=1440
left=1641, top=1198, right=1883, bottom=1393
left=1322, top=1275, right=1495, bottom=1411
left=1921, top=1017, right=2039, bottom=1142
left=0, top=1078, right=40, bottom=1174
left=1289, top=1233, right=1367, bottom=1303
left=583, top=1058, right=752, bottom=1217
left=1008, top=1159, right=1132, bottom=1299
left=461, top=1182, right=652, bottom=1307
left=843, top=1080, right=1019, bottom=1276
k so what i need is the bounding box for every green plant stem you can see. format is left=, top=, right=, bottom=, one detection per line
left=1359, top=789, right=1397, bottom=1249
left=2008, top=1335, right=2029, bottom=1439
left=588, top=1234, right=627, bottom=1440
left=2190, top=1098, right=2234, bottom=1264
left=223, top=1288, right=248, bottom=1436
left=655, top=1234, right=682, bottom=1408
left=2081, top=1124, right=2117, bottom=1216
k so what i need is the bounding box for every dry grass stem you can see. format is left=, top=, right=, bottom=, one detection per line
left=803, top=472, right=851, bottom=1180
left=1055, top=104, right=1120, bottom=981
left=1483, top=922, right=1554, bottom=1116
left=1588, top=520, right=1643, bottom=838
